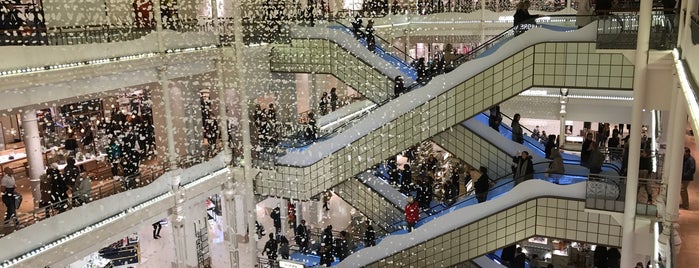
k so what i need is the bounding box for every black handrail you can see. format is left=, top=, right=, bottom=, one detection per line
left=385, top=165, right=588, bottom=230
left=333, top=20, right=415, bottom=64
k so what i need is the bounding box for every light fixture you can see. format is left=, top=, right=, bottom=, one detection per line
left=560, top=88, right=569, bottom=96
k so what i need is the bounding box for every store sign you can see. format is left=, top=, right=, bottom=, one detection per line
left=279, top=260, right=305, bottom=268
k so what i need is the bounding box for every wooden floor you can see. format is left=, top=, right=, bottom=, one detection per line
left=677, top=132, right=699, bottom=268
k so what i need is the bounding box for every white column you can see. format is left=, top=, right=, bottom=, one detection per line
left=309, top=73, right=318, bottom=114
left=170, top=175, right=190, bottom=268
left=559, top=89, right=568, bottom=150
left=232, top=0, right=257, bottom=265
left=620, top=0, right=652, bottom=267
left=280, top=198, right=289, bottom=236
left=21, top=110, right=44, bottom=209
left=661, top=84, right=685, bottom=266
left=158, top=66, right=178, bottom=169
left=214, top=58, right=231, bottom=159
left=222, top=180, right=239, bottom=268
left=295, top=200, right=303, bottom=226
left=152, top=0, right=165, bottom=52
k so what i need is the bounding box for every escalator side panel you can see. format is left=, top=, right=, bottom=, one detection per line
left=431, top=125, right=513, bottom=179
left=271, top=38, right=393, bottom=104
left=341, top=186, right=622, bottom=268
left=333, top=178, right=404, bottom=235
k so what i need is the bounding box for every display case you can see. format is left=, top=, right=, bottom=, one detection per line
left=98, top=233, right=140, bottom=266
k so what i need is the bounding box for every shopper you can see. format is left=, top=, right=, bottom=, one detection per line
left=73, top=175, right=92, bottom=207
left=581, top=133, right=594, bottom=166
left=399, top=164, right=412, bottom=194
left=405, top=196, right=419, bottom=232
left=364, top=220, right=376, bottom=246
left=588, top=142, right=605, bottom=175
left=544, top=134, right=557, bottom=159
left=278, top=235, right=290, bottom=259
left=393, top=76, right=405, bottom=98
left=64, top=132, right=78, bottom=156
left=152, top=220, right=162, bottom=239
left=545, top=149, right=565, bottom=182
left=63, top=157, right=80, bottom=185
left=295, top=219, right=309, bottom=253
left=334, top=231, right=350, bottom=261
left=2, top=167, right=19, bottom=226
left=488, top=105, right=502, bottom=132
left=263, top=233, right=278, bottom=260
left=511, top=113, right=524, bottom=144
left=319, top=92, right=329, bottom=115
left=512, top=151, right=534, bottom=185
left=49, top=164, right=68, bottom=213
left=330, top=87, right=338, bottom=112
left=106, top=137, right=122, bottom=177
left=473, top=167, right=490, bottom=203
left=271, top=206, right=281, bottom=237
left=513, top=0, right=540, bottom=35
left=512, top=247, right=527, bottom=268
left=681, top=147, right=696, bottom=209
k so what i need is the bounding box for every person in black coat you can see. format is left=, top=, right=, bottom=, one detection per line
left=544, top=134, right=557, bottom=159
left=581, top=133, right=594, bottom=166
left=334, top=231, right=350, bottom=261
left=364, top=220, right=376, bottom=247
left=399, top=164, right=412, bottom=194
left=513, top=0, right=540, bottom=35
left=271, top=206, right=281, bottom=236
left=513, top=151, right=534, bottom=186
left=263, top=233, right=278, bottom=260
left=488, top=105, right=502, bottom=132
left=295, top=219, right=309, bottom=253
left=512, top=247, right=527, bottom=268
left=474, top=167, right=490, bottom=203
left=394, top=76, right=405, bottom=98
left=320, top=225, right=334, bottom=266
left=48, top=165, right=68, bottom=213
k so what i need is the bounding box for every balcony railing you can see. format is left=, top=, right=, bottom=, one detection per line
left=585, top=175, right=662, bottom=216
left=596, top=8, right=679, bottom=50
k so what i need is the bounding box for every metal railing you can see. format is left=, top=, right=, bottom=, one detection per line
left=11, top=167, right=166, bottom=233
left=585, top=175, right=662, bottom=216
left=596, top=8, right=679, bottom=50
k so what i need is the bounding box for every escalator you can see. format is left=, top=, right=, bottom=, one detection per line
left=335, top=180, right=623, bottom=267
left=258, top=22, right=635, bottom=202
left=467, top=113, right=622, bottom=174
left=331, top=174, right=405, bottom=235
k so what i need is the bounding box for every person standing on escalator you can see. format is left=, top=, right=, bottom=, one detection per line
left=513, top=1, right=541, bottom=36
left=489, top=105, right=502, bottom=132
left=513, top=151, right=534, bottom=185
left=394, top=76, right=405, bottom=98
left=511, top=113, right=524, bottom=144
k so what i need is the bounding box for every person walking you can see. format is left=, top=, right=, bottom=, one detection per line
left=394, top=76, right=405, bottom=98
left=263, top=233, right=278, bottom=260
left=295, top=219, right=309, bottom=253
left=152, top=220, right=162, bottom=239
left=681, top=147, right=696, bottom=209
left=405, top=196, right=419, bottom=232
left=2, top=167, right=19, bottom=226
left=513, top=151, right=534, bottom=185
left=511, top=113, right=524, bottom=144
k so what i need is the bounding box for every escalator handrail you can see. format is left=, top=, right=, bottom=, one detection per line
left=452, top=14, right=579, bottom=67
left=385, top=166, right=588, bottom=230
left=478, top=112, right=622, bottom=175
left=333, top=20, right=416, bottom=65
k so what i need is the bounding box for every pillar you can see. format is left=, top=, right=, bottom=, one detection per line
left=295, top=200, right=303, bottom=227
left=152, top=66, right=178, bottom=169
left=559, top=89, right=568, bottom=150
left=222, top=180, right=239, bottom=268
left=214, top=58, right=231, bottom=159
left=232, top=0, right=257, bottom=265
left=21, top=110, right=44, bottom=209
left=280, top=198, right=289, bottom=236
left=620, top=0, right=652, bottom=266
left=404, top=29, right=410, bottom=62
left=660, top=77, right=685, bottom=267
left=171, top=189, right=207, bottom=268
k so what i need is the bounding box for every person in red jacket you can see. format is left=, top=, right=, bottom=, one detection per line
left=405, top=196, right=419, bottom=232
